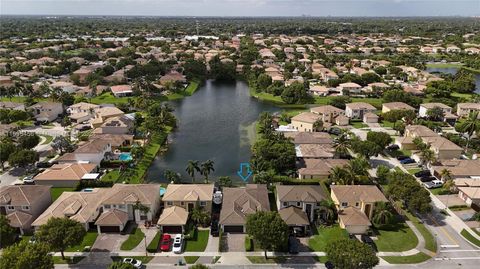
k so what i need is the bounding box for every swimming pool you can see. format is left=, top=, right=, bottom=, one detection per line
left=118, top=152, right=133, bottom=161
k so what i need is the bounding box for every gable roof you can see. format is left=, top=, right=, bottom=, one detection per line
left=95, top=209, right=129, bottom=226
left=219, top=184, right=270, bottom=225
left=338, top=206, right=371, bottom=226
left=346, top=102, right=376, bottom=110
left=291, top=112, right=320, bottom=124
left=310, top=105, right=344, bottom=115
left=298, top=159, right=349, bottom=177
left=331, top=185, right=387, bottom=204
left=293, top=132, right=333, bottom=144
left=276, top=185, right=328, bottom=203
left=34, top=163, right=97, bottom=181
left=101, top=184, right=161, bottom=205
left=0, top=185, right=51, bottom=206
left=278, top=206, right=309, bottom=226
left=7, top=211, right=33, bottom=228
left=162, top=184, right=214, bottom=202
left=157, top=206, right=189, bottom=226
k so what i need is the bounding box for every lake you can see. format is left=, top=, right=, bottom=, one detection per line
left=426, top=66, right=480, bottom=93
left=146, top=80, right=279, bottom=184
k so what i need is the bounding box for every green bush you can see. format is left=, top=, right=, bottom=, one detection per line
left=245, top=236, right=253, bottom=252
left=147, top=232, right=162, bottom=253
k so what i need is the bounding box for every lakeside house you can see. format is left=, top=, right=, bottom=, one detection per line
left=33, top=163, right=98, bottom=188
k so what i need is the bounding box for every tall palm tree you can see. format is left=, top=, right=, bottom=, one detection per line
left=372, top=201, right=394, bottom=226
left=317, top=200, right=337, bottom=225
left=440, top=168, right=452, bottom=182
left=200, top=160, right=215, bottom=183
left=186, top=160, right=200, bottom=183
left=328, top=166, right=351, bottom=185
left=346, top=157, right=371, bottom=184
left=334, top=133, right=351, bottom=158
left=313, top=119, right=323, bottom=132
left=456, top=111, right=480, bottom=152
left=419, top=147, right=436, bottom=168
left=164, top=169, right=181, bottom=183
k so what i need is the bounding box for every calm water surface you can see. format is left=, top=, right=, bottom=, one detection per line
left=146, top=80, right=279, bottom=183
left=426, top=66, right=480, bottom=93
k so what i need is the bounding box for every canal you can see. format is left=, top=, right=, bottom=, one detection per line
left=146, top=80, right=279, bottom=183
left=426, top=66, right=480, bottom=93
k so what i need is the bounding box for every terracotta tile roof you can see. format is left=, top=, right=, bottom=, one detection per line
left=310, top=105, right=344, bottom=115
left=298, top=159, right=348, bottom=177
left=157, top=206, right=189, bottom=226
left=293, top=132, right=333, bottom=144
left=382, top=102, right=415, bottom=111
left=338, top=206, right=371, bottom=226
left=0, top=185, right=51, bottom=206
left=7, top=211, right=33, bottom=228
left=95, top=209, right=129, bottom=226
left=291, top=112, right=320, bottom=124
left=219, top=184, right=270, bottom=225
left=331, top=185, right=387, bottom=204
left=34, top=163, right=97, bottom=181
left=276, top=185, right=328, bottom=203
left=346, top=102, right=376, bottom=110
left=278, top=206, right=310, bottom=226
left=163, top=184, right=214, bottom=202
left=101, top=184, right=161, bottom=206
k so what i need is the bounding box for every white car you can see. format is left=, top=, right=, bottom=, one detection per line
left=123, top=258, right=142, bottom=268
left=423, top=180, right=443, bottom=189
left=22, top=176, right=35, bottom=185
left=172, top=234, right=184, bottom=254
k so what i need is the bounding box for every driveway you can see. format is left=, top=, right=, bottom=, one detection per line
left=225, top=233, right=245, bottom=252
left=91, top=233, right=128, bottom=252
left=0, top=167, right=26, bottom=186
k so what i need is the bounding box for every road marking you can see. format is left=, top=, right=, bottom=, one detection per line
left=435, top=257, right=480, bottom=260
left=427, top=213, right=459, bottom=245
left=440, top=249, right=480, bottom=253
left=440, top=244, right=460, bottom=248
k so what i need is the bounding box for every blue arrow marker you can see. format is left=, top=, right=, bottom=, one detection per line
left=237, top=162, right=253, bottom=181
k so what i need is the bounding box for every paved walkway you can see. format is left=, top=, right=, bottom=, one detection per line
left=205, top=234, right=220, bottom=252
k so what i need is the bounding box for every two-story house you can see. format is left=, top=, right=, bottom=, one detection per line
left=291, top=112, right=321, bottom=132
left=28, top=102, right=64, bottom=122
left=67, top=102, right=100, bottom=123
left=330, top=185, right=388, bottom=234
left=219, top=184, right=270, bottom=233
left=310, top=105, right=345, bottom=125
left=419, top=103, right=457, bottom=124
left=33, top=163, right=98, bottom=188
left=56, top=139, right=112, bottom=164
left=0, top=185, right=52, bottom=234
left=158, top=184, right=214, bottom=233
left=345, top=102, right=377, bottom=119
left=276, top=185, right=328, bottom=235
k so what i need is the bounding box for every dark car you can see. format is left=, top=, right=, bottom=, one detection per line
left=210, top=220, right=219, bottom=237
left=387, top=144, right=399, bottom=151
left=415, top=170, right=431, bottom=178
left=420, top=176, right=436, bottom=182
left=329, top=127, right=342, bottom=135
left=325, top=261, right=335, bottom=269
left=36, top=161, right=53, bottom=168
left=361, top=235, right=377, bottom=252
left=288, top=237, right=299, bottom=254
left=400, top=158, right=415, bottom=164
left=396, top=155, right=409, bottom=161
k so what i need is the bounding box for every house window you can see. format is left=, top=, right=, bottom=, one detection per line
left=22, top=206, right=30, bottom=211
left=283, top=202, right=288, bottom=207
left=7, top=206, right=14, bottom=210
left=104, top=205, right=111, bottom=209
left=166, top=201, right=173, bottom=206
left=355, top=202, right=359, bottom=207
left=316, top=203, right=321, bottom=206
left=341, top=202, right=348, bottom=207
left=297, top=202, right=301, bottom=207
left=181, top=202, right=185, bottom=206
left=200, top=201, right=206, bottom=207
left=118, top=205, right=126, bottom=209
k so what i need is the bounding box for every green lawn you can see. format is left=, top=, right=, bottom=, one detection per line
left=40, top=135, right=54, bottom=145
left=388, top=149, right=412, bottom=158
left=111, top=256, right=153, bottom=264
left=50, top=187, right=75, bottom=201
left=405, top=212, right=437, bottom=252
left=89, top=92, right=133, bottom=105
left=185, top=230, right=209, bottom=252
left=246, top=256, right=287, bottom=264
left=185, top=80, right=200, bottom=95
left=52, top=256, right=85, bottom=264
left=66, top=231, right=98, bottom=252
left=130, top=132, right=168, bottom=183
left=380, top=121, right=395, bottom=128
left=451, top=92, right=476, bottom=100
left=430, top=187, right=452, bottom=195
left=350, top=121, right=368, bottom=129
left=374, top=222, right=418, bottom=252
left=461, top=229, right=480, bottom=247
left=147, top=231, right=162, bottom=253
left=120, top=228, right=145, bottom=251
left=308, top=225, right=349, bottom=251
left=249, top=87, right=306, bottom=108
left=184, top=256, right=200, bottom=264
left=407, top=168, right=422, bottom=175
left=102, top=169, right=121, bottom=183
left=382, top=252, right=431, bottom=264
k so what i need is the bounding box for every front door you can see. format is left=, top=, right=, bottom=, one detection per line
left=188, top=203, right=194, bottom=212
left=305, top=204, right=313, bottom=222
left=365, top=204, right=372, bottom=218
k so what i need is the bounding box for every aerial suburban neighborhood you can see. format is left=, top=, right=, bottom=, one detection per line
left=0, top=5, right=480, bottom=269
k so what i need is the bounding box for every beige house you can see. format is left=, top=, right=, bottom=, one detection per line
left=56, top=139, right=112, bottom=164
left=382, top=102, right=415, bottom=113
left=291, top=112, right=320, bottom=132
left=431, top=160, right=480, bottom=179
left=276, top=185, right=328, bottom=223
left=28, top=102, right=64, bottom=122
left=33, top=163, right=97, bottom=188
left=94, top=115, right=134, bottom=135
left=159, top=184, right=213, bottom=233
left=363, top=112, right=379, bottom=124
left=219, top=184, right=270, bottom=233
left=454, top=179, right=480, bottom=207
left=0, top=185, right=52, bottom=234
left=331, top=185, right=387, bottom=234
left=457, top=103, right=480, bottom=118
left=310, top=105, right=345, bottom=124
left=345, top=102, right=376, bottom=119
left=91, top=106, right=125, bottom=128
left=298, top=159, right=348, bottom=179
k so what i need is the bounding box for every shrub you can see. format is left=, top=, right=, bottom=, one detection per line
left=245, top=236, right=253, bottom=251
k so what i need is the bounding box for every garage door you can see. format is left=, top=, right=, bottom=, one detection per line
left=99, top=226, right=121, bottom=233
left=162, top=225, right=183, bottom=234
left=223, top=225, right=244, bottom=233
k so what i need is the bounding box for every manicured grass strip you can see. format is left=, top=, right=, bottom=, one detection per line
left=50, top=187, right=75, bottom=201
left=40, top=135, right=54, bottom=145
left=313, top=256, right=328, bottom=263
left=374, top=222, right=418, bottom=252
left=185, top=80, right=200, bottom=95
left=382, top=252, right=431, bottom=264
left=407, top=168, right=422, bottom=175
left=405, top=212, right=437, bottom=252
left=308, top=225, right=349, bottom=251
left=247, top=256, right=287, bottom=264
left=184, top=256, right=200, bottom=264
left=52, top=256, right=85, bottom=264
left=249, top=87, right=306, bottom=109
left=66, top=231, right=98, bottom=252
left=130, top=132, right=167, bottom=183
left=350, top=121, right=368, bottom=129
left=448, top=205, right=470, bottom=211
left=111, top=256, right=153, bottom=264
left=184, top=230, right=209, bottom=252
left=102, top=169, right=121, bottom=183
left=89, top=92, right=132, bottom=105
left=147, top=232, right=162, bottom=253
left=120, top=228, right=145, bottom=251
left=461, top=229, right=480, bottom=247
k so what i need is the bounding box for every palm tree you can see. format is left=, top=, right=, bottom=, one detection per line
left=164, top=169, right=181, bottom=183
left=186, top=160, right=200, bottom=183
left=317, top=200, right=337, bottom=225
left=372, top=202, right=394, bottom=226
left=346, top=157, right=371, bottom=184
left=313, top=119, right=323, bottom=132
left=200, top=160, right=215, bottom=183
left=440, top=168, right=452, bottom=182
left=419, top=147, right=436, bottom=168
left=190, top=206, right=211, bottom=227
left=333, top=133, right=351, bottom=158
left=218, top=176, right=232, bottom=188
left=426, top=106, right=445, bottom=121
left=328, top=166, right=352, bottom=185
left=456, top=111, right=480, bottom=152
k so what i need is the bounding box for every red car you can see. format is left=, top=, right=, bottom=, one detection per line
left=160, top=234, right=172, bottom=251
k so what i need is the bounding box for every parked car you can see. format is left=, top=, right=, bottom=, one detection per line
left=36, top=161, right=53, bottom=168
left=420, top=176, right=436, bottom=182
left=414, top=170, right=431, bottom=178
left=22, top=176, right=35, bottom=185
left=123, top=258, right=142, bottom=268
left=424, top=180, right=443, bottom=189
left=329, top=127, right=342, bottom=135
left=400, top=158, right=415, bottom=164
left=292, top=227, right=304, bottom=237
left=361, top=235, right=377, bottom=252
left=160, top=234, right=172, bottom=252
left=396, top=155, right=409, bottom=161
left=172, top=234, right=183, bottom=254
left=288, top=237, right=299, bottom=254
left=386, top=144, right=399, bottom=151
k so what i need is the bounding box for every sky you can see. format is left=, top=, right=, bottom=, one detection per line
left=2, top=0, right=480, bottom=17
